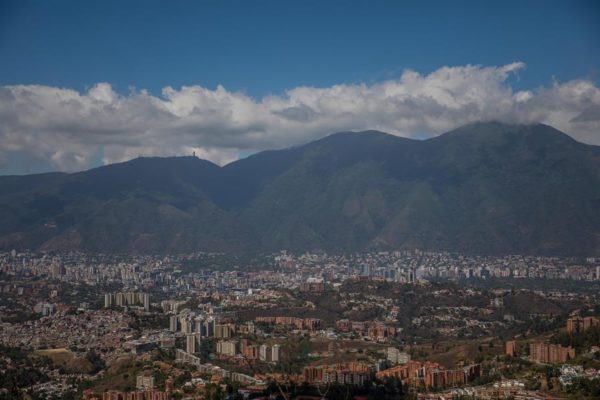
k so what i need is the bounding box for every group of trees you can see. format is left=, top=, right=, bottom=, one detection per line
left=564, top=377, right=600, bottom=398
left=0, top=344, right=50, bottom=399
left=85, top=350, right=106, bottom=375
left=552, top=326, right=600, bottom=353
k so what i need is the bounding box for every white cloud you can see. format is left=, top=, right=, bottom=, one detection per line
left=0, top=62, right=599, bottom=172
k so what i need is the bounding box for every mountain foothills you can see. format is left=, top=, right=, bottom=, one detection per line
left=1, top=122, right=600, bottom=256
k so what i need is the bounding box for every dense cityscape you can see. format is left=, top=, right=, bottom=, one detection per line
left=1, top=250, right=599, bottom=399
left=2, top=1, right=600, bottom=399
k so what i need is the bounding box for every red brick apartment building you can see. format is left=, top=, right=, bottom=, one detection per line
left=529, top=342, right=575, bottom=364
left=376, top=360, right=481, bottom=389
left=566, top=316, right=599, bottom=334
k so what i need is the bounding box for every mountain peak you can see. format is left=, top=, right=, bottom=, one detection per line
left=324, top=129, right=390, bottom=138
left=431, top=121, right=579, bottom=147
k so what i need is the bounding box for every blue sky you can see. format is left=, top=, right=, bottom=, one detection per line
left=2, top=0, right=599, bottom=96
left=0, top=0, right=599, bottom=174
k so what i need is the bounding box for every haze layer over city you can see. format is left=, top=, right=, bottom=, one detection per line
left=1, top=1, right=600, bottom=399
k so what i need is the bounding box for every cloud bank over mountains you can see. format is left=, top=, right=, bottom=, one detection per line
left=1, top=62, right=599, bottom=172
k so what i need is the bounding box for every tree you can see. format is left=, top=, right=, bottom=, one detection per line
left=85, top=350, right=106, bottom=374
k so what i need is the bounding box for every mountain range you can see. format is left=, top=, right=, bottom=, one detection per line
left=2, top=122, right=600, bottom=256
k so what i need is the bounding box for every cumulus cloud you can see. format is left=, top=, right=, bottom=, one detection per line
left=1, top=62, right=599, bottom=172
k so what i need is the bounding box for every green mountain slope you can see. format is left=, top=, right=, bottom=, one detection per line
left=1, top=122, right=600, bottom=255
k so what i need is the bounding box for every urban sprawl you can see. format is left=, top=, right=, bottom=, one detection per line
left=1, top=250, right=600, bottom=399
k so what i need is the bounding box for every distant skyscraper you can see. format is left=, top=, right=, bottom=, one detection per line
left=186, top=333, right=198, bottom=354
left=104, top=294, right=113, bottom=308
left=506, top=341, right=517, bottom=357
left=104, top=291, right=148, bottom=309
left=387, top=347, right=410, bottom=364
left=169, top=315, right=178, bottom=332
left=204, top=318, right=215, bottom=337
left=180, top=318, right=192, bottom=334
left=361, top=264, right=371, bottom=277
left=215, top=324, right=233, bottom=338
left=195, top=316, right=204, bottom=334
left=115, top=292, right=125, bottom=307
left=271, top=344, right=280, bottom=363
left=143, top=293, right=150, bottom=311
left=51, top=264, right=62, bottom=279
left=216, top=340, right=238, bottom=356
left=259, top=344, right=269, bottom=361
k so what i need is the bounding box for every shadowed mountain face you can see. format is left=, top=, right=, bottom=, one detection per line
left=2, top=122, right=600, bottom=255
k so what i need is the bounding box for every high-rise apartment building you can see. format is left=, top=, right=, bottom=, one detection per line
left=186, top=333, right=198, bottom=354
left=169, top=315, right=178, bottom=332
left=529, top=342, right=575, bottom=363
left=566, top=316, right=600, bottom=334
left=272, top=344, right=280, bottom=363
left=505, top=340, right=517, bottom=357
left=387, top=347, right=410, bottom=365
